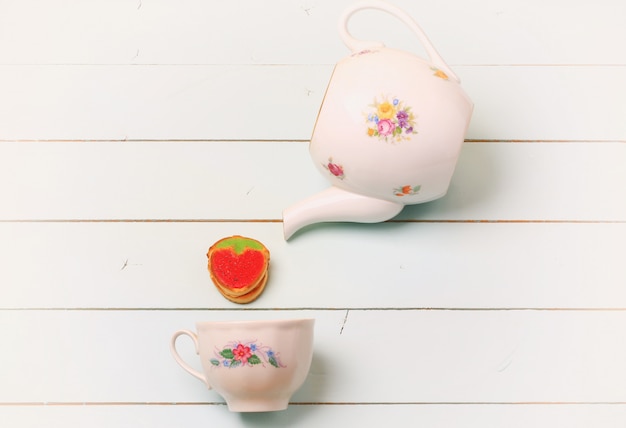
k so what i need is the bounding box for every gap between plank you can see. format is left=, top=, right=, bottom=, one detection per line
left=1, top=401, right=624, bottom=406
left=1, top=139, right=624, bottom=143
left=0, top=219, right=624, bottom=224
left=2, top=307, right=626, bottom=312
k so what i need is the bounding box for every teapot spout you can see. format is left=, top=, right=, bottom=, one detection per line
left=282, top=186, right=404, bottom=240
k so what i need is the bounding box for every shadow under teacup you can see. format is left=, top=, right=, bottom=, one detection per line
left=170, top=318, right=315, bottom=412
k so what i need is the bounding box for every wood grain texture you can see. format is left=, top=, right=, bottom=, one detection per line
left=1, top=222, right=624, bottom=309
left=1, top=0, right=625, bottom=425
left=1, top=310, right=625, bottom=404
left=1, top=142, right=625, bottom=221
left=1, top=0, right=624, bottom=65
left=0, top=66, right=624, bottom=141
left=2, top=404, right=625, bottom=428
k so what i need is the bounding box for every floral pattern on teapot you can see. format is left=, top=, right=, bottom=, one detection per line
left=351, top=49, right=377, bottom=57
left=394, top=184, right=421, bottom=197
left=210, top=340, right=285, bottom=369
left=431, top=67, right=449, bottom=80
left=323, top=157, right=345, bottom=180
left=365, top=96, right=417, bottom=143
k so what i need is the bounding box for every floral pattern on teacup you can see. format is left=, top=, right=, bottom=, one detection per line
left=210, top=340, right=285, bottom=369
left=365, top=96, right=417, bottom=143
left=323, top=157, right=345, bottom=180
left=394, top=184, right=421, bottom=197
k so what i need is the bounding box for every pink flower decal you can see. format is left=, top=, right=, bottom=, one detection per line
left=365, top=96, right=417, bottom=142
left=323, top=157, right=345, bottom=180
left=377, top=119, right=396, bottom=136
left=232, top=344, right=252, bottom=363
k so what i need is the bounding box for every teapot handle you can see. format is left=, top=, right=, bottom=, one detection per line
left=338, top=0, right=459, bottom=83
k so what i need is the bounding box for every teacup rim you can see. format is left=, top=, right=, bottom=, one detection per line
left=194, top=318, right=315, bottom=328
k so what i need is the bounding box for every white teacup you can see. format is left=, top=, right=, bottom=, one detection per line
left=170, top=318, right=315, bottom=412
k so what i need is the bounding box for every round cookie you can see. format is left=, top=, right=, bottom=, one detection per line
left=216, top=272, right=268, bottom=304
left=207, top=235, right=270, bottom=304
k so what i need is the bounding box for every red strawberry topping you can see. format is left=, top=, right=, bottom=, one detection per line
left=210, top=248, right=266, bottom=289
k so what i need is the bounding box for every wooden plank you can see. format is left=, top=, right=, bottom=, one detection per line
left=1, top=221, right=624, bottom=309
left=1, top=404, right=625, bottom=428
left=1, top=0, right=624, bottom=65
left=0, top=65, right=329, bottom=141
left=464, top=66, right=626, bottom=141
left=0, top=66, right=625, bottom=141
left=1, top=142, right=624, bottom=221
left=0, top=310, right=624, bottom=403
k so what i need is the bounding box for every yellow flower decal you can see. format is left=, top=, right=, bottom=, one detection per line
left=377, top=101, right=396, bottom=119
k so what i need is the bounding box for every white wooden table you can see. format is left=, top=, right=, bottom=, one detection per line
left=1, top=0, right=625, bottom=426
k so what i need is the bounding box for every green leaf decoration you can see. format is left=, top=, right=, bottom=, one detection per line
left=413, top=185, right=421, bottom=192
left=214, top=236, right=264, bottom=254
left=268, top=357, right=279, bottom=368
left=248, top=355, right=261, bottom=365
left=210, top=359, right=220, bottom=366
left=229, top=360, right=241, bottom=368
left=220, top=349, right=234, bottom=359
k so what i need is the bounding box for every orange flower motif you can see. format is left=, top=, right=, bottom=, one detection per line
left=432, top=68, right=449, bottom=80
left=393, top=184, right=421, bottom=197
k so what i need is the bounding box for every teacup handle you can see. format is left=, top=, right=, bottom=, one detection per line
left=170, top=330, right=212, bottom=389
left=338, top=0, right=459, bottom=83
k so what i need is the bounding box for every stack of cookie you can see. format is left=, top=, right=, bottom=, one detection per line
left=206, top=235, right=270, bottom=304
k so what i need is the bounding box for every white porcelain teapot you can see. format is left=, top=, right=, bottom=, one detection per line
left=283, top=0, right=473, bottom=239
